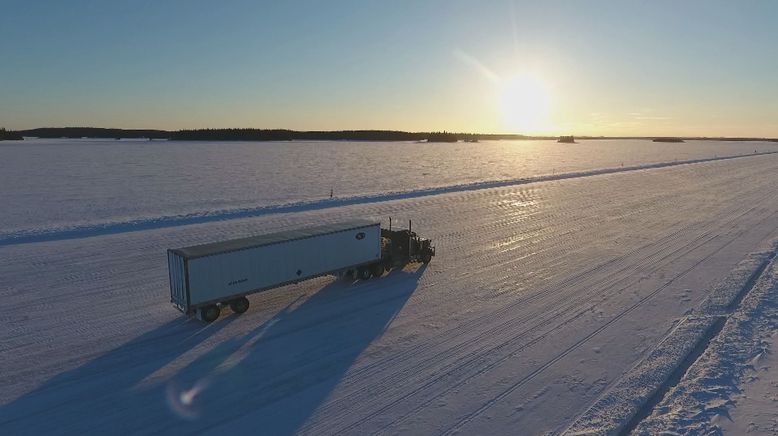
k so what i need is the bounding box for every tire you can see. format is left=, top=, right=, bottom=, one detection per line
left=358, top=267, right=372, bottom=280
left=383, top=258, right=393, bottom=272
left=229, top=297, right=250, bottom=314
left=370, top=263, right=384, bottom=278
left=199, top=304, right=220, bottom=323
left=421, top=252, right=432, bottom=264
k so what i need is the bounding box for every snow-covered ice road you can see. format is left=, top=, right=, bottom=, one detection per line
left=2, top=154, right=778, bottom=435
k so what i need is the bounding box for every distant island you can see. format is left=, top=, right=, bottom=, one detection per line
left=0, top=128, right=23, bottom=140
left=3, top=127, right=777, bottom=143
left=426, top=131, right=459, bottom=143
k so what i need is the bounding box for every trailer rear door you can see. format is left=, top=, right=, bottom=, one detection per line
left=167, top=250, right=188, bottom=312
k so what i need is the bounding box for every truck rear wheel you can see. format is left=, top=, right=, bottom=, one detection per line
left=358, top=267, right=372, bottom=280
left=200, top=304, right=220, bottom=323
left=229, top=297, right=250, bottom=314
left=370, top=263, right=384, bottom=278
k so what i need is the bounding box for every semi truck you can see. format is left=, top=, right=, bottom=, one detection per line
left=167, top=219, right=435, bottom=322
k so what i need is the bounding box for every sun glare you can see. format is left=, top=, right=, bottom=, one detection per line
left=499, top=74, right=553, bottom=134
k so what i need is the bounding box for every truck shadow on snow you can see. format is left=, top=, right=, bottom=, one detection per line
left=165, top=265, right=426, bottom=434
left=0, top=314, right=236, bottom=433
left=1, top=265, right=425, bottom=435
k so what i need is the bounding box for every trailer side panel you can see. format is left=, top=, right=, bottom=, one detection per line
left=185, top=223, right=380, bottom=306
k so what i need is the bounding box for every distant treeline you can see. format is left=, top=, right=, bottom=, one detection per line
left=4, top=126, right=777, bottom=143
left=16, top=127, right=169, bottom=139
left=0, top=128, right=23, bottom=140
left=169, top=128, right=539, bottom=142
left=172, top=129, right=421, bottom=141
left=9, top=127, right=538, bottom=142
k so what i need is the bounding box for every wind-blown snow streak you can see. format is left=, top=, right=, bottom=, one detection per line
left=2, top=151, right=775, bottom=247
left=562, top=238, right=778, bottom=436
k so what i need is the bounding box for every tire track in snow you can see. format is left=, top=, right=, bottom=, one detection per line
left=314, top=202, right=776, bottom=435
left=306, top=162, right=778, bottom=432
left=294, top=172, right=778, bottom=433
left=191, top=169, right=772, bottom=434
left=1, top=151, right=775, bottom=247
left=435, top=210, right=778, bottom=436
left=313, top=177, right=770, bottom=395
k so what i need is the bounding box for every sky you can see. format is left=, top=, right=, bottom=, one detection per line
left=2, top=0, right=777, bottom=137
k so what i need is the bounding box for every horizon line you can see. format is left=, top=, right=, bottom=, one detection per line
left=5, top=126, right=778, bottom=141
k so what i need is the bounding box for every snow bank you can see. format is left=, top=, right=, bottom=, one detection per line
left=563, top=238, right=778, bottom=436
left=634, top=243, right=778, bottom=434
left=2, top=151, right=775, bottom=247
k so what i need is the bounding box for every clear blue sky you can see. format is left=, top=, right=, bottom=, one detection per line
left=2, top=0, right=777, bottom=136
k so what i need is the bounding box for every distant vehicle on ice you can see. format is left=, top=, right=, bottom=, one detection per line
left=167, top=219, right=435, bottom=322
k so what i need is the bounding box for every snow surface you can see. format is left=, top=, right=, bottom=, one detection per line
left=1, top=147, right=778, bottom=435
left=2, top=138, right=777, bottom=236
left=722, top=332, right=778, bottom=434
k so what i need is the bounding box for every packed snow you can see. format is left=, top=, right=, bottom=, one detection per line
left=1, top=142, right=778, bottom=435
left=722, top=329, right=778, bottom=434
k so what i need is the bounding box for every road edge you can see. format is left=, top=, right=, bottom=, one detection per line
left=561, top=237, right=778, bottom=436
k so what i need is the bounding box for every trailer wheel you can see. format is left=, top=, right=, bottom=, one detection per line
left=341, top=269, right=355, bottom=281
left=358, top=267, right=372, bottom=280
left=200, top=304, right=220, bottom=323
left=229, top=297, right=250, bottom=314
left=370, top=263, right=385, bottom=278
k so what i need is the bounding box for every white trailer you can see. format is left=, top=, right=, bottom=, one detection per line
left=168, top=219, right=383, bottom=322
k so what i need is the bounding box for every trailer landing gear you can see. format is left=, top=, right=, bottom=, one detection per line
left=229, top=297, right=250, bottom=314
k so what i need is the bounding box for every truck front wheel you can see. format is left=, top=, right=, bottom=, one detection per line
left=421, top=252, right=432, bottom=264
left=199, top=304, right=221, bottom=323
left=358, top=267, right=372, bottom=280
left=229, top=297, right=250, bottom=314
left=370, top=262, right=385, bottom=278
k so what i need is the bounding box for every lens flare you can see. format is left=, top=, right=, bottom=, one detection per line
left=166, top=380, right=209, bottom=420
left=499, top=74, right=553, bottom=134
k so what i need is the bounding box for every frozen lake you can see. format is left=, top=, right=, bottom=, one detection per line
left=1, top=138, right=777, bottom=234
left=2, top=151, right=777, bottom=435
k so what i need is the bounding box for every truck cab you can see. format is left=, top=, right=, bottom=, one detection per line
left=380, top=222, right=436, bottom=269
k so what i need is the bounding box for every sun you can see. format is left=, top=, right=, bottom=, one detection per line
left=499, top=74, right=553, bottom=134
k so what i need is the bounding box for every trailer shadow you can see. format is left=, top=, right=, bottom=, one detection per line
left=164, top=265, right=426, bottom=434
left=0, top=265, right=425, bottom=435
left=0, top=315, right=236, bottom=434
